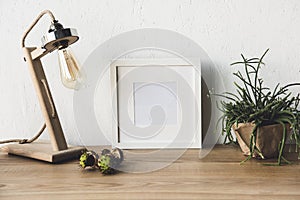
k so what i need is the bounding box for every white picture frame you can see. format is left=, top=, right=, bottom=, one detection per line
left=110, top=59, right=201, bottom=149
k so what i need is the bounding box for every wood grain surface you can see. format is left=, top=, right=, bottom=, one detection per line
left=0, top=144, right=300, bottom=200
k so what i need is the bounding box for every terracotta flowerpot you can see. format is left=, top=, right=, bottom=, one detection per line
left=232, top=123, right=290, bottom=159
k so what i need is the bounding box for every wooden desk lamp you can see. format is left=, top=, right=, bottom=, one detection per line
left=3, top=10, right=86, bottom=163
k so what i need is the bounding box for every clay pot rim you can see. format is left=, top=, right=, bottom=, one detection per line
left=233, top=122, right=290, bottom=131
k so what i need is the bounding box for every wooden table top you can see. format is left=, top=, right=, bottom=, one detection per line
left=1, top=144, right=300, bottom=200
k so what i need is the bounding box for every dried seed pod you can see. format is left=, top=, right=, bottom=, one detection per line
left=98, top=154, right=116, bottom=175
left=79, top=151, right=99, bottom=169
left=111, top=148, right=124, bottom=161
left=111, top=148, right=124, bottom=165
left=101, top=148, right=111, bottom=156
left=97, top=148, right=124, bottom=174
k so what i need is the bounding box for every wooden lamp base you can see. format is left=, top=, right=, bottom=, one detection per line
left=2, top=141, right=86, bottom=163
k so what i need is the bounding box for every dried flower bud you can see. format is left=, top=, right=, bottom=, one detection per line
left=101, top=148, right=111, bottom=156
left=97, top=148, right=124, bottom=174
left=98, top=155, right=116, bottom=175
left=111, top=148, right=124, bottom=165
left=79, top=151, right=98, bottom=169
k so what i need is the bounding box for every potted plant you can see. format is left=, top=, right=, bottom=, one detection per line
left=218, top=49, right=300, bottom=165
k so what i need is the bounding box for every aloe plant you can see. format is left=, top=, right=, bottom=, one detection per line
left=218, top=49, right=300, bottom=165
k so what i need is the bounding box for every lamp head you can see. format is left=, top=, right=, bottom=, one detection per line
left=41, top=20, right=79, bottom=51
left=41, top=20, right=84, bottom=90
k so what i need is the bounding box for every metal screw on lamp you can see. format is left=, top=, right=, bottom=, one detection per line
left=3, top=10, right=86, bottom=163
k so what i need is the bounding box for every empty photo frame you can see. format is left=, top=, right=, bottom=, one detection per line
left=110, top=59, right=201, bottom=149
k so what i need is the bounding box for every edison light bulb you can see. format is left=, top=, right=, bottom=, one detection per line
left=58, top=47, right=84, bottom=90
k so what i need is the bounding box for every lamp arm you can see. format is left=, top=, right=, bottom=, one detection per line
left=0, top=10, right=56, bottom=146
left=21, top=10, right=56, bottom=48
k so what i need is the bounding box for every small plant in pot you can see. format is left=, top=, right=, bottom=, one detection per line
left=218, top=49, right=300, bottom=165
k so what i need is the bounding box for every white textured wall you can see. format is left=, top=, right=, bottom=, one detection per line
left=0, top=0, right=300, bottom=145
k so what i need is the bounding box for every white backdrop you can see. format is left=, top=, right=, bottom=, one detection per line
left=0, top=0, right=300, bottom=146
